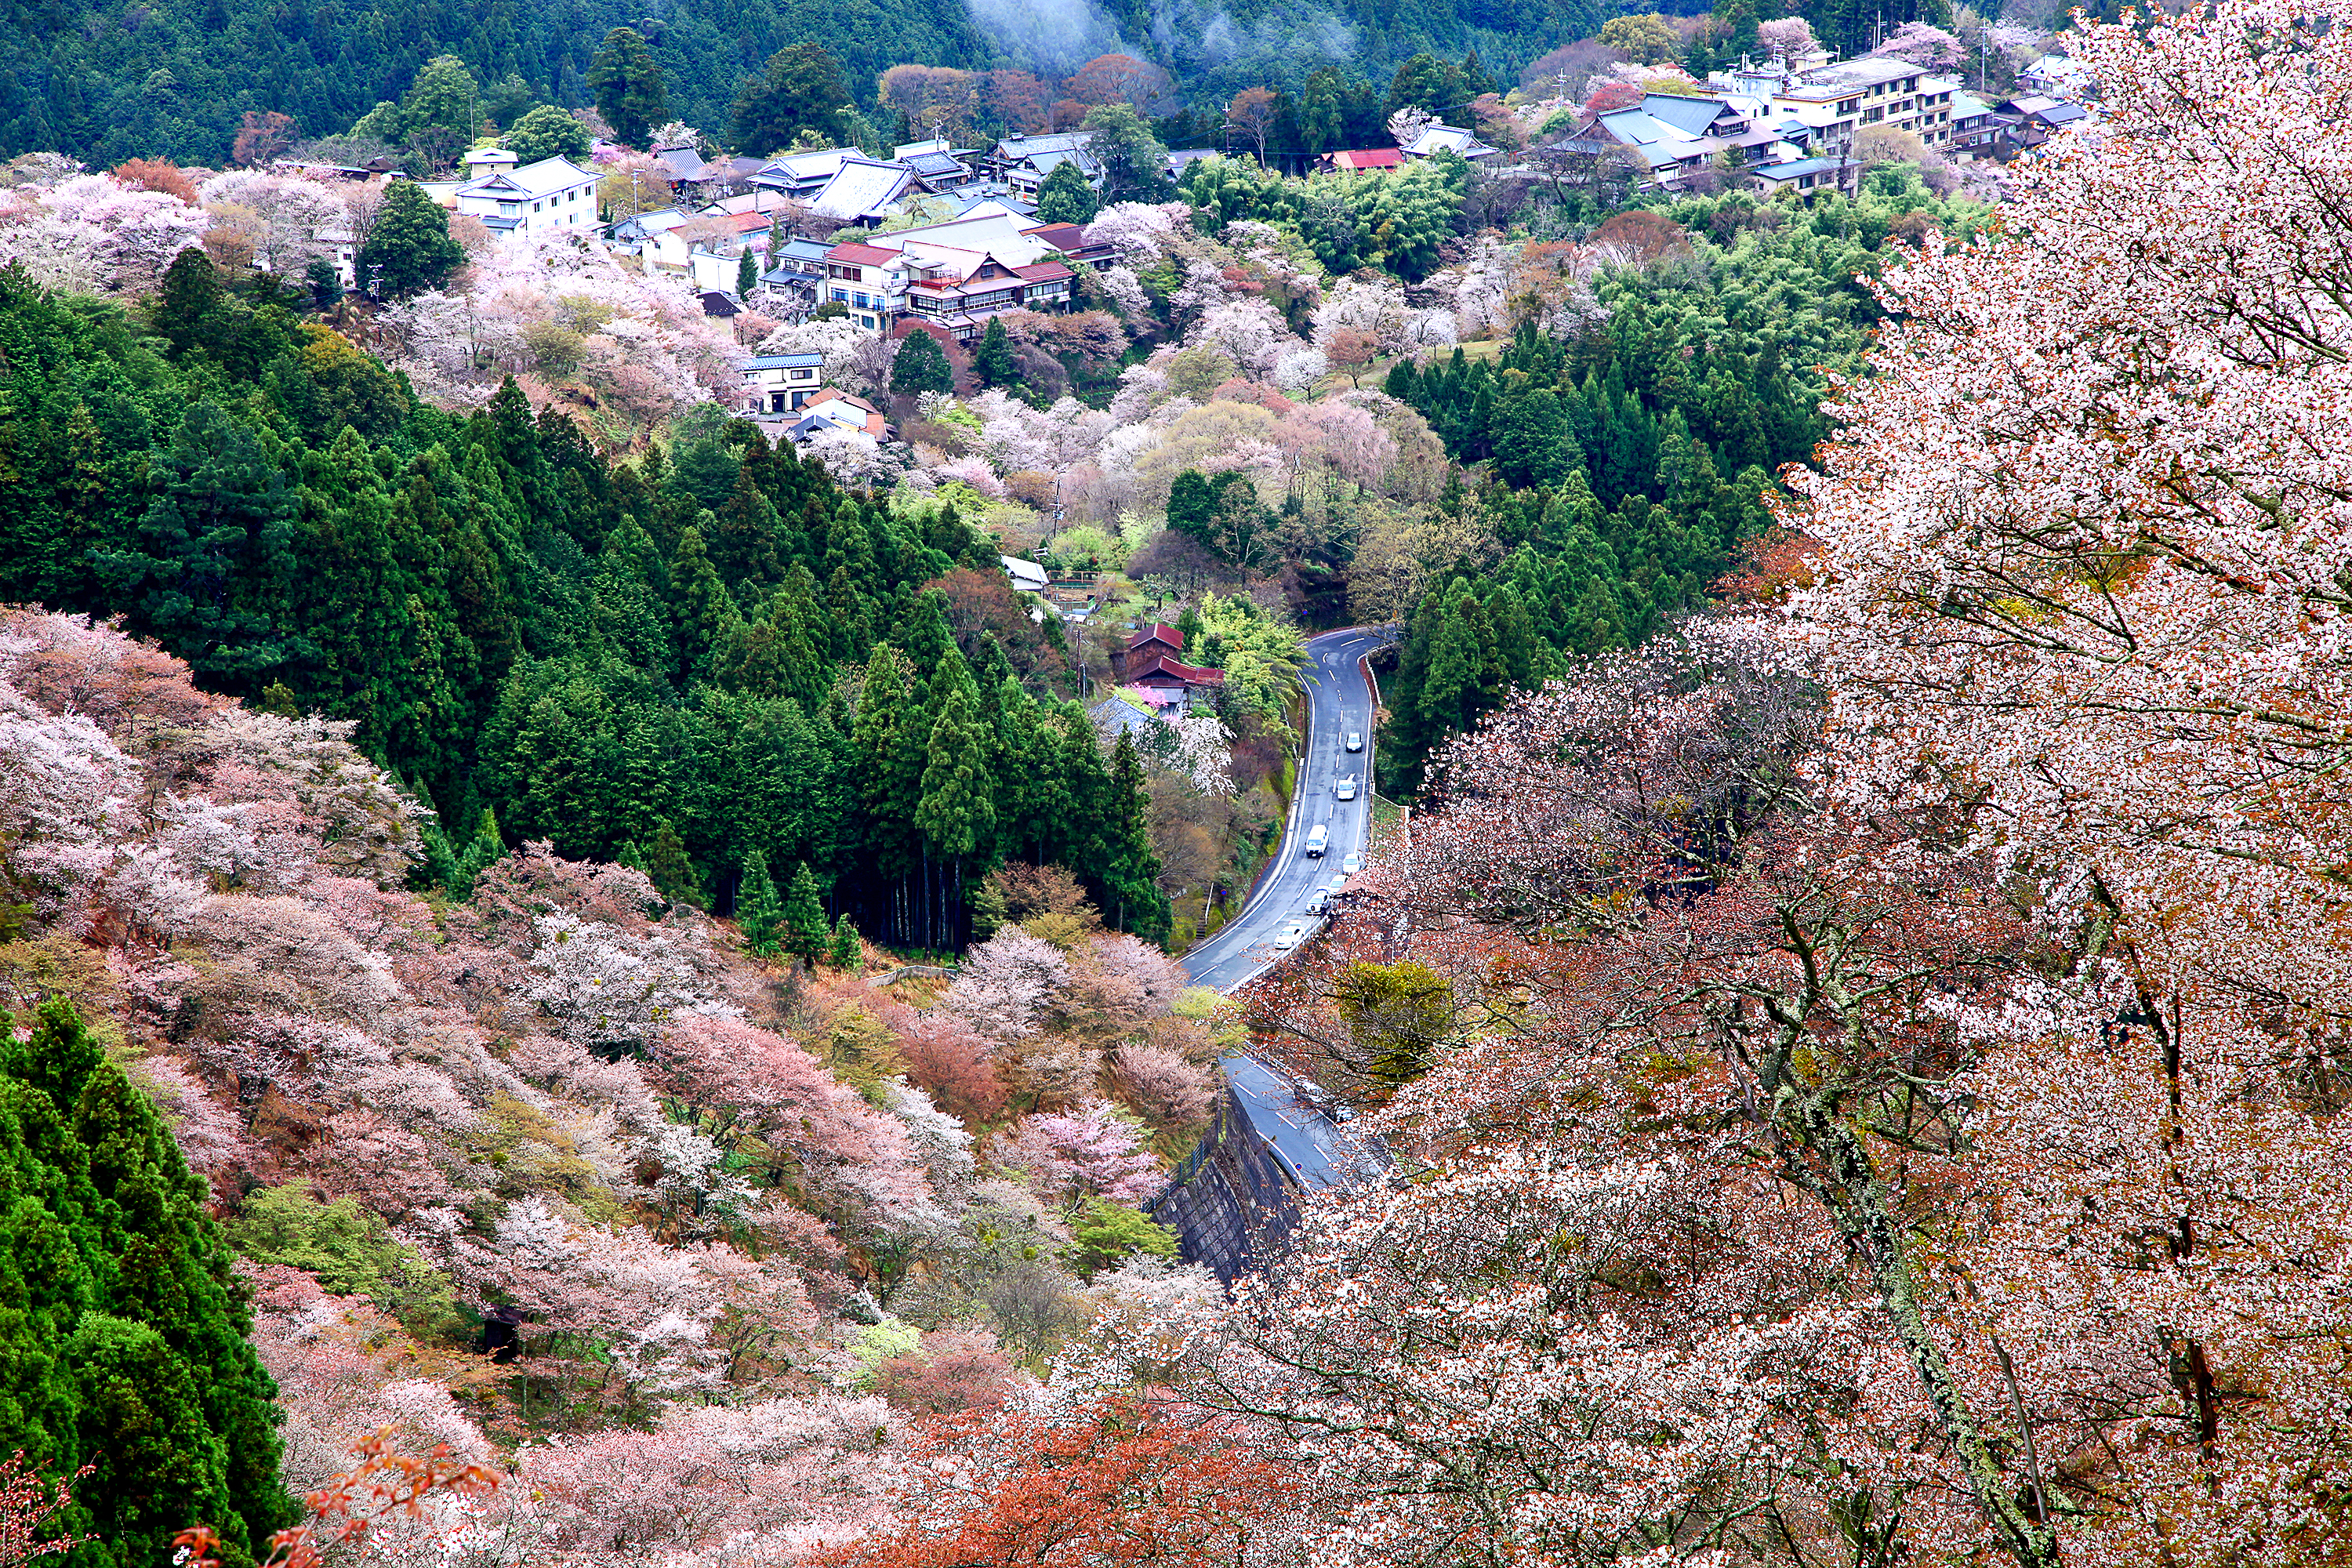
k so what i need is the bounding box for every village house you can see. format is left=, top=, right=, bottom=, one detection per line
left=984, top=132, right=1104, bottom=197
left=818, top=205, right=1081, bottom=342
left=740, top=351, right=825, bottom=414
left=1399, top=124, right=1500, bottom=161
left=1315, top=147, right=1404, bottom=172
left=783, top=387, right=889, bottom=442
left=452, top=147, right=597, bottom=237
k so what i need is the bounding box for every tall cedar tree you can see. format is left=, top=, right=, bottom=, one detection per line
left=890, top=329, right=953, bottom=397
left=0, top=998, right=300, bottom=1568
left=728, top=44, right=851, bottom=158
left=971, top=317, right=1018, bottom=390
left=781, top=861, right=829, bottom=959
left=587, top=27, right=670, bottom=149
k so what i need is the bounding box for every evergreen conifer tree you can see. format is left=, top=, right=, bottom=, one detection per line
left=0, top=997, right=300, bottom=1568
left=736, top=249, right=758, bottom=298
left=737, top=851, right=782, bottom=952
left=972, top=316, right=1018, bottom=390
left=1098, top=730, right=1171, bottom=942
left=781, top=861, right=829, bottom=960
left=151, top=249, right=227, bottom=359
left=587, top=27, right=669, bottom=147
left=829, top=911, right=862, bottom=969
left=644, top=822, right=702, bottom=907
left=889, top=329, right=953, bottom=397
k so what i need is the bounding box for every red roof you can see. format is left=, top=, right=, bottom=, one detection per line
left=1326, top=147, right=1403, bottom=169
left=1025, top=223, right=1087, bottom=247
left=827, top=241, right=897, bottom=264
left=1011, top=260, right=1075, bottom=282
left=721, top=210, right=775, bottom=232
left=1127, top=652, right=1225, bottom=685
left=1129, top=623, right=1183, bottom=650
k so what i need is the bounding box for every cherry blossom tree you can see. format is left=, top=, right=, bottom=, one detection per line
left=990, top=1100, right=1163, bottom=1209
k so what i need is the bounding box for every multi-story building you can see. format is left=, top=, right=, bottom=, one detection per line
left=452, top=148, right=599, bottom=237
left=1715, top=55, right=1965, bottom=152
left=819, top=205, right=1083, bottom=341
left=741, top=351, right=826, bottom=414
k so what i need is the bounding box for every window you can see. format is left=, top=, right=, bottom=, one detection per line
left=833, top=288, right=848, bottom=303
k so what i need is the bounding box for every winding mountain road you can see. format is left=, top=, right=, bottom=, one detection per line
left=1177, top=625, right=1393, bottom=1192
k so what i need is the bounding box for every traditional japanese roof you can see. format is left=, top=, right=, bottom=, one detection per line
left=826, top=241, right=900, bottom=265
left=713, top=209, right=775, bottom=234
left=654, top=146, right=710, bottom=182
left=457, top=154, right=594, bottom=199
left=1641, top=93, right=1747, bottom=136
left=1748, top=156, right=1843, bottom=182
left=1025, top=221, right=1088, bottom=249
left=1088, top=696, right=1159, bottom=738
left=1010, top=260, right=1074, bottom=282
left=811, top=158, right=916, bottom=222
left=1401, top=123, right=1498, bottom=159
left=902, top=150, right=968, bottom=180
left=1126, top=652, right=1225, bottom=685
left=1130, top=623, right=1184, bottom=650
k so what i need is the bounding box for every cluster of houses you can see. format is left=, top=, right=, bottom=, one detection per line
left=1557, top=46, right=2093, bottom=195
left=284, top=130, right=1152, bottom=437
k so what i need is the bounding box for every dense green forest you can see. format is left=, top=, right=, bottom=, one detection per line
left=1370, top=181, right=1980, bottom=791
left=0, top=267, right=1168, bottom=947
left=0, top=0, right=1969, bottom=167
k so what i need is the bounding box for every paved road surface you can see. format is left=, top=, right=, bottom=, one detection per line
left=1182, top=626, right=1389, bottom=993
left=1179, top=626, right=1392, bottom=1190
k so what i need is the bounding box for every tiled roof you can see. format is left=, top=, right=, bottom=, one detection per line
left=1324, top=147, right=1403, bottom=169
left=459, top=155, right=594, bottom=198
left=1010, top=260, right=1074, bottom=282
left=1131, top=623, right=1183, bottom=649
left=1127, top=652, right=1225, bottom=684
left=811, top=158, right=914, bottom=221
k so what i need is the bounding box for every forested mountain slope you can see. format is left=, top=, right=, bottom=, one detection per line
left=0, top=271, right=1166, bottom=947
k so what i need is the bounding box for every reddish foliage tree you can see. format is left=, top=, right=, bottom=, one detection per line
left=112, top=158, right=200, bottom=205
left=1067, top=53, right=1174, bottom=112
left=816, top=1396, right=1296, bottom=1568
left=176, top=1432, right=499, bottom=1568
left=1588, top=209, right=1693, bottom=267
left=927, top=567, right=1068, bottom=683
left=233, top=111, right=303, bottom=167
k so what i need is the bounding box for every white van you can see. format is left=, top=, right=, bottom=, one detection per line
left=1304, top=823, right=1330, bottom=857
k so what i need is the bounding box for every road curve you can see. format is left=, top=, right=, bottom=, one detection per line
left=1177, top=626, right=1392, bottom=1193
left=1182, top=626, right=1390, bottom=993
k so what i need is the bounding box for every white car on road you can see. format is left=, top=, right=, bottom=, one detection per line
left=1335, top=775, right=1359, bottom=801
left=1275, top=922, right=1308, bottom=950
left=1341, top=851, right=1363, bottom=876
left=1345, top=731, right=1363, bottom=752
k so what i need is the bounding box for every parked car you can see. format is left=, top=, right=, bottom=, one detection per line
left=1335, top=775, right=1359, bottom=801
left=1345, top=731, right=1363, bottom=752
left=1341, top=851, right=1363, bottom=876
left=1329, top=874, right=1348, bottom=894
left=1275, top=922, right=1308, bottom=950
left=1305, top=890, right=1330, bottom=916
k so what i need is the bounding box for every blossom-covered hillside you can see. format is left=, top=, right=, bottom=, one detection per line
left=0, top=607, right=1227, bottom=1564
